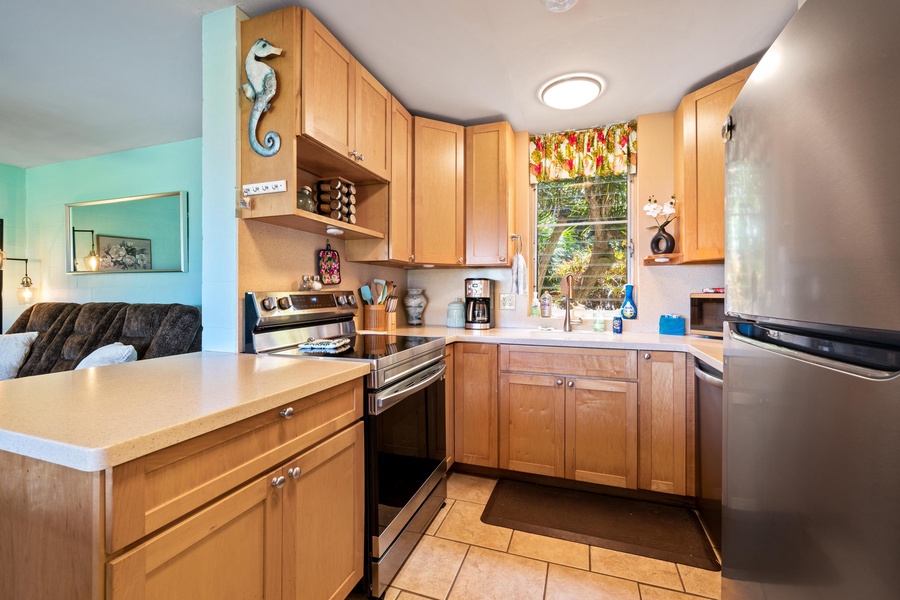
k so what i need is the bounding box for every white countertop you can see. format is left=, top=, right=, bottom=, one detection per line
left=0, top=352, right=369, bottom=472
left=366, top=325, right=724, bottom=372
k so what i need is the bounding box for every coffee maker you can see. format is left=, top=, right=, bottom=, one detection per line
left=464, top=278, right=493, bottom=330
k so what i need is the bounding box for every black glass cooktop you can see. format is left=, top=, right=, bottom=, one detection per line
left=271, top=333, right=443, bottom=364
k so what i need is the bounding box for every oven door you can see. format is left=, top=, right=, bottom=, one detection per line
left=367, top=359, right=447, bottom=558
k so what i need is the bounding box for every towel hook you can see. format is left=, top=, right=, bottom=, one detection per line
left=510, top=234, right=522, bottom=255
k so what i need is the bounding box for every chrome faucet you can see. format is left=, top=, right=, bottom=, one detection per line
left=563, top=273, right=583, bottom=332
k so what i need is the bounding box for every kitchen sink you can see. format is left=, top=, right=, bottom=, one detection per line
left=529, top=328, right=614, bottom=338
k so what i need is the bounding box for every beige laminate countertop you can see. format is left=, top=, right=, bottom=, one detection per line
left=0, top=351, right=369, bottom=472
left=365, top=326, right=724, bottom=372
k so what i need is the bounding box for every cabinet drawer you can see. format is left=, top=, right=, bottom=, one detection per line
left=499, top=345, right=637, bottom=379
left=106, top=378, right=364, bottom=553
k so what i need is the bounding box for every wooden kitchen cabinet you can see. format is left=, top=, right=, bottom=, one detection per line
left=675, top=64, right=754, bottom=263
left=414, top=117, right=465, bottom=266
left=346, top=97, right=413, bottom=265
left=499, top=373, right=566, bottom=477
left=454, top=343, right=498, bottom=467
left=465, top=121, right=516, bottom=266
left=638, top=351, right=694, bottom=496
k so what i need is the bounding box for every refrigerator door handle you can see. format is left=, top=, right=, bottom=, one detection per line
left=728, top=323, right=898, bottom=381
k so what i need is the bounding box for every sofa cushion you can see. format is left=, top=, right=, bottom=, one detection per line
left=75, top=342, right=138, bottom=370
left=0, top=332, right=39, bottom=380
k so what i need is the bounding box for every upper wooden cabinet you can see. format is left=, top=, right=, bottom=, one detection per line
left=346, top=97, right=413, bottom=265
left=465, top=122, right=516, bottom=266
left=414, top=117, right=465, bottom=266
left=675, top=65, right=755, bottom=263
left=300, top=10, right=391, bottom=181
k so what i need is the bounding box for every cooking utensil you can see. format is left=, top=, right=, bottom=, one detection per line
left=374, top=279, right=387, bottom=304
left=359, top=285, right=373, bottom=305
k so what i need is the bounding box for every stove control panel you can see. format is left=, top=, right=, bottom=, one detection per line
left=246, top=291, right=359, bottom=331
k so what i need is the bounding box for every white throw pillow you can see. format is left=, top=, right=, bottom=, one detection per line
left=0, top=331, right=39, bottom=380
left=75, top=342, right=138, bottom=370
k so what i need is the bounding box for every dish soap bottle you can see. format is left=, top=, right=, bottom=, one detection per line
left=540, top=291, right=552, bottom=317
left=621, top=284, right=637, bottom=319
left=531, top=292, right=540, bottom=317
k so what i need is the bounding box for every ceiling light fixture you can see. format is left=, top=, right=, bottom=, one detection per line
left=541, top=0, right=579, bottom=12
left=539, top=74, right=604, bottom=110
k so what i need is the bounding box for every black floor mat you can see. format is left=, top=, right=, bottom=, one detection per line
left=481, top=479, right=720, bottom=571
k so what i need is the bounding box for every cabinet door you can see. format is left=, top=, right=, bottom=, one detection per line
left=565, top=378, right=638, bottom=489
left=499, top=373, right=565, bottom=477
left=414, top=117, right=465, bottom=266
left=107, top=471, right=282, bottom=600
left=465, top=122, right=515, bottom=266
left=390, top=97, right=413, bottom=262
left=355, top=64, right=391, bottom=180
left=445, top=344, right=455, bottom=468
left=676, top=65, right=754, bottom=263
left=638, top=351, right=689, bottom=495
left=454, top=343, right=498, bottom=467
left=301, top=10, right=355, bottom=158
left=283, top=423, right=364, bottom=600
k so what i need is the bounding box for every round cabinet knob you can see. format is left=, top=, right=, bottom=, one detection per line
left=458, top=257, right=464, bottom=263
left=567, top=381, right=574, bottom=388
left=288, top=467, right=302, bottom=480
left=409, top=255, right=415, bottom=262
left=271, top=476, right=286, bottom=489
left=499, top=257, right=505, bottom=262
left=277, top=297, right=291, bottom=310
left=261, top=297, right=277, bottom=311
left=644, top=353, right=651, bottom=360
left=556, top=379, right=563, bottom=386
left=280, top=407, right=294, bottom=419
left=349, top=150, right=359, bottom=159
left=358, top=154, right=365, bottom=162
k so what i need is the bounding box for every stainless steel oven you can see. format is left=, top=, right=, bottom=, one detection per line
left=244, top=291, right=448, bottom=598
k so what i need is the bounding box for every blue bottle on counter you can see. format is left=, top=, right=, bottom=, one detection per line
left=621, top=284, right=637, bottom=319
left=613, top=310, right=623, bottom=334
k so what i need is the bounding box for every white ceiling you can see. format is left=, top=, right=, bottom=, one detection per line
left=0, top=0, right=797, bottom=169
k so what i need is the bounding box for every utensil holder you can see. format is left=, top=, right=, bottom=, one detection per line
left=364, top=305, right=396, bottom=331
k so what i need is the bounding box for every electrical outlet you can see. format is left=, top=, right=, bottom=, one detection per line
left=500, top=293, right=515, bottom=310
left=242, top=179, right=287, bottom=197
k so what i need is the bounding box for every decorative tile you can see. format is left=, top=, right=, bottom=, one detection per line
left=447, top=546, right=547, bottom=600
left=507, top=530, right=590, bottom=570
left=589, top=546, right=682, bottom=591
left=435, top=500, right=512, bottom=551
left=677, top=565, right=721, bottom=599
left=425, top=498, right=456, bottom=536
left=544, top=563, right=640, bottom=600
left=392, top=535, right=469, bottom=600
left=446, top=473, right=497, bottom=504
left=639, top=585, right=711, bottom=600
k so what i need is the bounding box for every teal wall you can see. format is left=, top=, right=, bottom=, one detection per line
left=0, top=163, right=27, bottom=329
left=19, top=139, right=201, bottom=319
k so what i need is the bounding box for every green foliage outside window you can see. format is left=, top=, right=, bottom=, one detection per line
left=536, top=175, right=630, bottom=311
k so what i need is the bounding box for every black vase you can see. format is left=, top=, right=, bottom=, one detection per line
left=650, top=226, right=675, bottom=254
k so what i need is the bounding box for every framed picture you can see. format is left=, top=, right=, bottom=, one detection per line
left=96, top=235, right=152, bottom=271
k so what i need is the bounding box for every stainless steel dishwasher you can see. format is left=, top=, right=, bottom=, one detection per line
left=695, top=360, right=724, bottom=552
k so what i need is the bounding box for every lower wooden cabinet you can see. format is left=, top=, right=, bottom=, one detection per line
left=445, top=344, right=455, bottom=468
left=454, top=343, right=498, bottom=467
left=498, top=373, right=565, bottom=477
left=108, top=422, right=364, bottom=600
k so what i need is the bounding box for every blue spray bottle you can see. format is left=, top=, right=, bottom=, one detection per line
left=621, top=284, right=637, bottom=319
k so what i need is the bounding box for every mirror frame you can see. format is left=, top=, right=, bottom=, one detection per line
left=65, top=191, right=188, bottom=274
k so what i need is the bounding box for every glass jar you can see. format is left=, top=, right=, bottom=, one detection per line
left=296, top=186, right=316, bottom=213
left=446, top=298, right=465, bottom=328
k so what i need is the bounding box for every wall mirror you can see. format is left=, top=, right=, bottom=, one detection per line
left=65, top=191, right=188, bottom=273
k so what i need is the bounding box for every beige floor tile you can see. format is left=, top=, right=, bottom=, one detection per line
left=396, top=592, right=434, bottom=600
left=677, top=565, right=721, bottom=599
left=545, top=563, right=640, bottom=600
left=590, top=546, right=682, bottom=591
left=392, top=535, right=469, bottom=600
left=639, top=584, right=710, bottom=600
left=425, top=498, right=456, bottom=536
left=447, top=546, right=547, bottom=600
left=507, top=530, right=590, bottom=570
left=446, top=473, right=497, bottom=504
left=435, top=500, right=513, bottom=551
left=382, top=589, right=401, bottom=600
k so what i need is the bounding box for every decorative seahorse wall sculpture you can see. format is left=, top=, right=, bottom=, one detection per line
left=242, top=38, right=283, bottom=157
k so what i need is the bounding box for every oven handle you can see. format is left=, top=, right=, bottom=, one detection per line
left=372, top=361, right=447, bottom=415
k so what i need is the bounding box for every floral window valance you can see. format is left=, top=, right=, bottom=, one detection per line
left=529, top=121, right=637, bottom=183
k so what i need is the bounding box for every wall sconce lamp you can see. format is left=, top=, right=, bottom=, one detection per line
left=72, top=228, right=99, bottom=271
left=0, top=250, right=35, bottom=305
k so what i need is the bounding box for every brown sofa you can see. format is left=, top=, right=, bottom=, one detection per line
left=5, top=302, right=202, bottom=378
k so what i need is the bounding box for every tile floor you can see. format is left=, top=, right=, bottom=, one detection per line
left=350, top=473, right=721, bottom=600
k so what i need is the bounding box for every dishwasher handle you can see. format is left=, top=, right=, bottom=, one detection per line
left=694, top=365, right=724, bottom=389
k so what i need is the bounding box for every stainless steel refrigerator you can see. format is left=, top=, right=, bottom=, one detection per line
left=723, top=0, right=900, bottom=598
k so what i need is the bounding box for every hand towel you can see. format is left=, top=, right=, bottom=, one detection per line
left=298, top=337, right=351, bottom=353
left=511, top=252, right=527, bottom=295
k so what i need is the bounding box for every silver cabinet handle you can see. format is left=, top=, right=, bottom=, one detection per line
left=567, top=381, right=574, bottom=388
left=409, top=255, right=415, bottom=262
left=556, top=379, right=563, bottom=386
left=349, top=150, right=359, bottom=159
left=280, top=407, right=294, bottom=419
left=358, top=154, right=365, bottom=161
left=644, top=353, right=651, bottom=360
left=458, top=257, right=463, bottom=263
left=288, top=467, right=302, bottom=479
left=271, top=476, right=286, bottom=489
left=499, top=256, right=505, bottom=262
